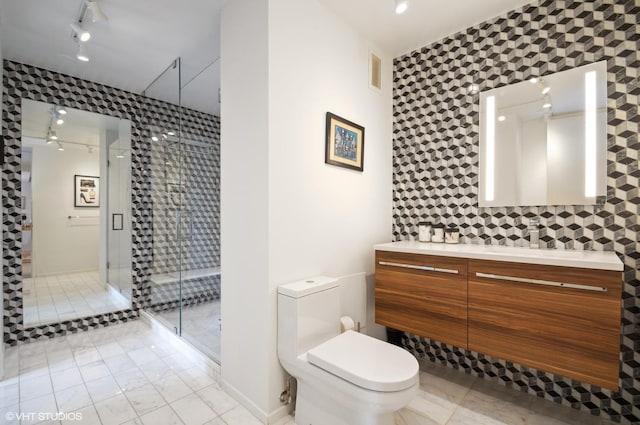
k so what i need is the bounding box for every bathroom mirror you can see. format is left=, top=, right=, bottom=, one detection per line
left=21, top=99, right=132, bottom=327
left=478, top=61, right=607, bottom=207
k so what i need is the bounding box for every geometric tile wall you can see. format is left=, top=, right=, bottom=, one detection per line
left=149, top=275, right=221, bottom=313
left=2, top=60, right=220, bottom=346
left=392, top=1, right=639, bottom=423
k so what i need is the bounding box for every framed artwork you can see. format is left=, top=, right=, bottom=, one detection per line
left=74, top=175, right=100, bottom=207
left=325, top=112, right=365, bottom=172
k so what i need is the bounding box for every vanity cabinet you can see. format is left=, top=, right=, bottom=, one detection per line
left=467, top=259, right=621, bottom=389
left=374, top=242, right=623, bottom=390
left=375, top=251, right=468, bottom=348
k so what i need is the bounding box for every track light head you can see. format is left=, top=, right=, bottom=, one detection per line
left=50, top=130, right=58, bottom=140
left=77, top=43, right=90, bottom=62
left=57, top=106, right=67, bottom=115
left=57, top=143, right=65, bottom=151
left=86, top=1, right=108, bottom=22
left=70, top=22, right=91, bottom=42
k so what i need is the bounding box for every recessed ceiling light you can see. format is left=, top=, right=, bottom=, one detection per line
left=394, top=0, right=408, bottom=14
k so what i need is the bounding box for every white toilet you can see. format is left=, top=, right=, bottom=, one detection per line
left=277, top=276, right=419, bottom=425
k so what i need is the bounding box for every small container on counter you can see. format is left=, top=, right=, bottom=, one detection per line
left=431, top=224, right=445, bottom=243
left=418, top=222, right=432, bottom=242
left=445, top=226, right=460, bottom=244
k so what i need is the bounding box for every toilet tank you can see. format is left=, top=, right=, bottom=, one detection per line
left=278, top=276, right=341, bottom=361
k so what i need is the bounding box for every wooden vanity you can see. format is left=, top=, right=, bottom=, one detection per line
left=374, top=241, right=623, bottom=390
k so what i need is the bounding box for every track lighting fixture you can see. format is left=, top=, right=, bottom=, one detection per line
left=77, top=43, right=90, bottom=62
left=542, top=95, right=552, bottom=109
left=151, top=136, right=159, bottom=142
left=50, top=130, right=58, bottom=140
left=50, top=108, right=65, bottom=125
left=57, top=143, right=65, bottom=151
left=46, top=139, right=53, bottom=145
left=116, top=151, right=125, bottom=159
left=167, top=131, right=175, bottom=136
left=57, top=106, right=67, bottom=115
left=56, top=116, right=65, bottom=125
left=541, top=85, right=551, bottom=95
left=394, top=0, right=408, bottom=14
left=70, top=22, right=91, bottom=42
left=86, top=1, right=108, bottom=22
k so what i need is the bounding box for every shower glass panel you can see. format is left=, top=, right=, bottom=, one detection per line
left=144, top=59, right=183, bottom=337
left=143, top=58, right=221, bottom=362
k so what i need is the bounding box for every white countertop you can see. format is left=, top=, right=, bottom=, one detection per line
left=374, top=241, right=624, bottom=271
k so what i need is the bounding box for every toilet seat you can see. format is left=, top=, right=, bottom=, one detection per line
left=306, top=330, right=418, bottom=392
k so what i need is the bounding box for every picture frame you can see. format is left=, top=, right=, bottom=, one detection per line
left=74, top=175, right=100, bottom=208
left=325, top=112, right=365, bottom=172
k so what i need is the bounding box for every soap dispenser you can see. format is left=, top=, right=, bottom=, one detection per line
left=528, top=218, right=540, bottom=249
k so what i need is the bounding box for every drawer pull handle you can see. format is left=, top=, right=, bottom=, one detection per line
left=475, top=272, right=607, bottom=292
left=379, top=261, right=459, bottom=275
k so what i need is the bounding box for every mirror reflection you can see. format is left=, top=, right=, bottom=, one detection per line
left=21, top=99, right=132, bottom=327
left=479, top=60, right=607, bottom=207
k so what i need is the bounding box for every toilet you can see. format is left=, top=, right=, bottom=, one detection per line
left=277, top=275, right=419, bottom=425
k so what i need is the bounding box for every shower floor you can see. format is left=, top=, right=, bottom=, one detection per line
left=156, top=299, right=221, bottom=362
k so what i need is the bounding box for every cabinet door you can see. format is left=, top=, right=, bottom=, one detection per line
left=468, top=259, right=621, bottom=390
left=375, top=251, right=468, bottom=348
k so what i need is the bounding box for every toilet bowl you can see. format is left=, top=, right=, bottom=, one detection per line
left=277, top=276, right=419, bottom=425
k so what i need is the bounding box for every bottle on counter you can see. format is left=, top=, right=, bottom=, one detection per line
left=445, top=226, right=460, bottom=244
left=418, top=222, right=432, bottom=242
left=432, top=224, right=445, bottom=243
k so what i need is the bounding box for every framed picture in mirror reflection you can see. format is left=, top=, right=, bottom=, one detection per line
left=74, top=174, right=100, bottom=207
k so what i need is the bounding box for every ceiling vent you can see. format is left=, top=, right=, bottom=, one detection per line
left=369, top=52, right=382, bottom=91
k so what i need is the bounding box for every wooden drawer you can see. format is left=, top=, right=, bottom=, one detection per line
left=467, top=259, right=621, bottom=390
left=375, top=251, right=468, bottom=348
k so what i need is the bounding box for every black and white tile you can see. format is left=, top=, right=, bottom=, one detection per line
left=392, top=0, right=639, bottom=423
left=2, top=60, right=221, bottom=345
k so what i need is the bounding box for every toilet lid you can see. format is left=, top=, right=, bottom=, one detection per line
left=306, top=330, right=419, bottom=392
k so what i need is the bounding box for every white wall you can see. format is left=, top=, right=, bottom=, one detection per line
left=32, top=145, right=101, bottom=276
left=221, top=0, right=392, bottom=422
left=220, top=0, right=271, bottom=419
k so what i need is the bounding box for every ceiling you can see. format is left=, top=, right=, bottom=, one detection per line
left=0, top=0, right=222, bottom=115
left=318, top=0, right=535, bottom=57
left=2, top=0, right=533, bottom=116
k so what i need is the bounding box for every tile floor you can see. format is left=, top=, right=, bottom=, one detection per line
left=155, top=300, right=221, bottom=362
left=23, top=271, right=131, bottom=327
left=1, top=319, right=617, bottom=425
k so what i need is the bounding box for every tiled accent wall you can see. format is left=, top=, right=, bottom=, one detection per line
left=149, top=275, right=221, bottom=313
left=150, top=140, right=220, bottom=275
left=2, top=61, right=220, bottom=345
left=392, top=1, right=638, bottom=423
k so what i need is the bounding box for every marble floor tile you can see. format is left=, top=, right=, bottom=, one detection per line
left=197, top=383, right=238, bottom=415
left=170, top=393, right=218, bottom=425
left=395, top=408, right=440, bottom=425
left=221, top=405, right=263, bottom=425
left=124, top=383, right=167, bottom=415
left=152, top=373, right=193, bottom=403
left=55, top=383, right=93, bottom=413
left=114, top=367, right=151, bottom=392
left=19, top=372, right=54, bottom=401
left=139, top=405, right=186, bottom=425
left=179, top=366, right=217, bottom=392
left=79, top=360, right=112, bottom=382
left=50, top=366, right=83, bottom=392
left=62, top=404, right=102, bottom=425
left=84, top=375, right=123, bottom=403
left=94, top=394, right=138, bottom=425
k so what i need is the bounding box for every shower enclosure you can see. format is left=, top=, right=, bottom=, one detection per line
left=142, top=58, right=221, bottom=361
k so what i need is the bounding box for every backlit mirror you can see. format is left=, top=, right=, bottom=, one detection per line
left=21, top=99, right=132, bottom=327
left=479, top=60, right=607, bottom=207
